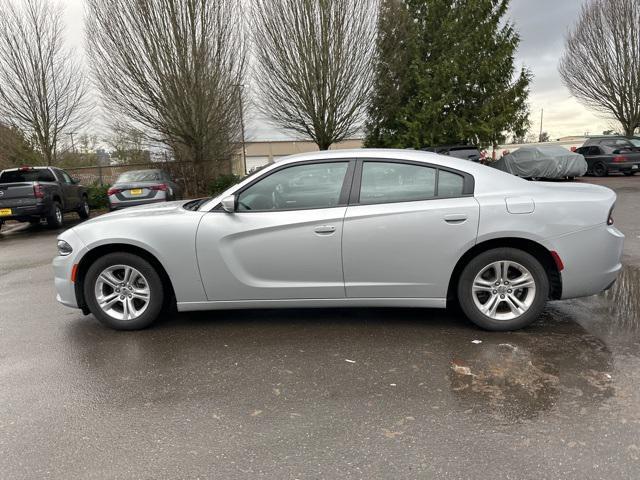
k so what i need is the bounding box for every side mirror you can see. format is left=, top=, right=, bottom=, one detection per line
left=221, top=195, right=236, bottom=213
left=72, top=178, right=80, bottom=184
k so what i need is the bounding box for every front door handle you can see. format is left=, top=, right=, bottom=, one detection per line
left=444, top=214, right=468, bottom=224
left=314, top=225, right=336, bottom=234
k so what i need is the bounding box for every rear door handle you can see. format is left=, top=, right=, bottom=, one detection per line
left=314, top=225, right=336, bottom=234
left=444, top=214, right=468, bottom=224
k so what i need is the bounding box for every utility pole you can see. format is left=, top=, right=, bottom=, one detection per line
left=233, top=84, right=247, bottom=175
left=538, top=109, right=544, bottom=143
left=67, top=132, right=77, bottom=153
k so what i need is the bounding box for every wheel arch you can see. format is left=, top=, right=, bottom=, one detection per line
left=74, top=243, right=177, bottom=315
left=447, top=237, right=562, bottom=305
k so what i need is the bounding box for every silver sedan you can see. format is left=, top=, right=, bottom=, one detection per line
left=53, top=149, right=624, bottom=331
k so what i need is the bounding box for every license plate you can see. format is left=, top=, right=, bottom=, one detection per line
left=130, top=189, right=143, bottom=196
left=0, top=208, right=12, bottom=216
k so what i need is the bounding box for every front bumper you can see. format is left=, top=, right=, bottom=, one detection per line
left=551, top=224, right=624, bottom=300
left=52, top=230, right=86, bottom=309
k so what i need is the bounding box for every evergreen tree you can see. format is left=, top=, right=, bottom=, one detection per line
left=365, top=0, right=531, bottom=149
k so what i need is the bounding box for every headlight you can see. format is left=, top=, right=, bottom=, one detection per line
left=57, top=240, right=73, bottom=256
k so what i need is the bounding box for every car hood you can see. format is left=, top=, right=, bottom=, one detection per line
left=84, top=200, right=190, bottom=225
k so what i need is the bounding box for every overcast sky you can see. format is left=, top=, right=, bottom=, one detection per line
left=57, top=0, right=607, bottom=142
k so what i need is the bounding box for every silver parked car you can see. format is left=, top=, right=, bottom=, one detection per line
left=108, top=169, right=182, bottom=210
left=53, top=149, right=623, bottom=331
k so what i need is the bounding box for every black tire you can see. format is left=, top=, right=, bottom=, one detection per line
left=46, top=201, right=64, bottom=229
left=457, top=248, right=549, bottom=331
left=592, top=162, right=608, bottom=177
left=78, top=195, right=90, bottom=219
left=84, top=252, right=164, bottom=330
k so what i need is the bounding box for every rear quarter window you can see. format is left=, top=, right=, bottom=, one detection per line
left=0, top=169, right=55, bottom=183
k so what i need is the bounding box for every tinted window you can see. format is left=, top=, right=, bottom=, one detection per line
left=0, top=168, right=55, bottom=183
left=59, top=170, right=73, bottom=184
left=360, top=162, right=436, bottom=204
left=116, top=170, right=162, bottom=182
left=438, top=170, right=464, bottom=197
left=237, top=162, right=349, bottom=211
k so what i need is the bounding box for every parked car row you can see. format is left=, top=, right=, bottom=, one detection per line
left=576, top=137, right=640, bottom=176
left=0, top=167, right=183, bottom=231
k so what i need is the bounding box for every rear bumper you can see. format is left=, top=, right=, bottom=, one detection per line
left=607, top=162, right=640, bottom=172
left=551, top=224, right=624, bottom=299
left=0, top=202, right=49, bottom=221
left=109, top=198, right=167, bottom=210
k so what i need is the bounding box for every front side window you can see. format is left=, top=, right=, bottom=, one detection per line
left=237, top=162, right=349, bottom=211
left=59, top=170, right=74, bottom=184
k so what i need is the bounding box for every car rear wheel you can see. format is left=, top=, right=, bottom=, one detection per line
left=592, top=162, right=608, bottom=177
left=84, top=252, right=164, bottom=330
left=457, top=248, right=549, bottom=331
left=46, top=202, right=64, bottom=229
left=78, top=196, right=90, bottom=219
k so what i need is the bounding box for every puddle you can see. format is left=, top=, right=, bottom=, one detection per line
left=448, top=321, right=615, bottom=421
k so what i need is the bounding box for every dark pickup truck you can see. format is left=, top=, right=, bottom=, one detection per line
left=0, top=166, right=90, bottom=230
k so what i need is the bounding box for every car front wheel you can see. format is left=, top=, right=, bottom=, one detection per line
left=457, top=248, right=549, bottom=331
left=84, top=252, right=164, bottom=330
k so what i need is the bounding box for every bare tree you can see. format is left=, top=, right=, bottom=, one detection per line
left=252, top=0, right=377, bottom=150
left=0, top=0, right=87, bottom=165
left=86, top=0, right=246, bottom=192
left=560, top=0, right=640, bottom=137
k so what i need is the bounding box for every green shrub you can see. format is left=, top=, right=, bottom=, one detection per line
left=87, top=183, right=110, bottom=210
left=208, top=174, right=242, bottom=197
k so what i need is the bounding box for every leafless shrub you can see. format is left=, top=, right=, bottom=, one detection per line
left=0, top=0, right=87, bottom=165
left=560, top=0, right=640, bottom=136
left=251, top=0, right=378, bottom=150
left=86, top=0, right=247, bottom=194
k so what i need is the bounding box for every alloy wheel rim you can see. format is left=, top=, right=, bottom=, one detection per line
left=56, top=207, right=62, bottom=223
left=94, top=265, right=150, bottom=321
left=84, top=201, right=89, bottom=214
left=472, top=260, right=536, bottom=321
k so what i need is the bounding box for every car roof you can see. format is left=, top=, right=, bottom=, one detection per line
left=1, top=166, right=52, bottom=172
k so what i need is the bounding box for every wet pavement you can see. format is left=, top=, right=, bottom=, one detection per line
left=1, top=179, right=640, bottom=479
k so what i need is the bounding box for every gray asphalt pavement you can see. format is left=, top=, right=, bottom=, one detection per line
left=1, top=179, right=639, bottom=479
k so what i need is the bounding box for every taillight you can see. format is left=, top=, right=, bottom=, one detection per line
left=107, top=187, right=121, bottom=196
left=613, top=156, right=626, bottom=163
left=33, top=183, right=45, bottom=198
left=607, top=205, right=615, bottom=226
left=149, top=184, right=168, bottom=191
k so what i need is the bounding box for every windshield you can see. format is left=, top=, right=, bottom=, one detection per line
left=0, top=168, right=56, bottom=183
left=116, top=170, right=162, bottom=182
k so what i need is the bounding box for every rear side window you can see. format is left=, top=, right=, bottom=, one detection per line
left=0, top=169, right=55, bottom=183
left=360, top=162, right=436, bottom=204
left=359, top=162, right=466, bottom=204
left=438, top=170, right=464, bottom=197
